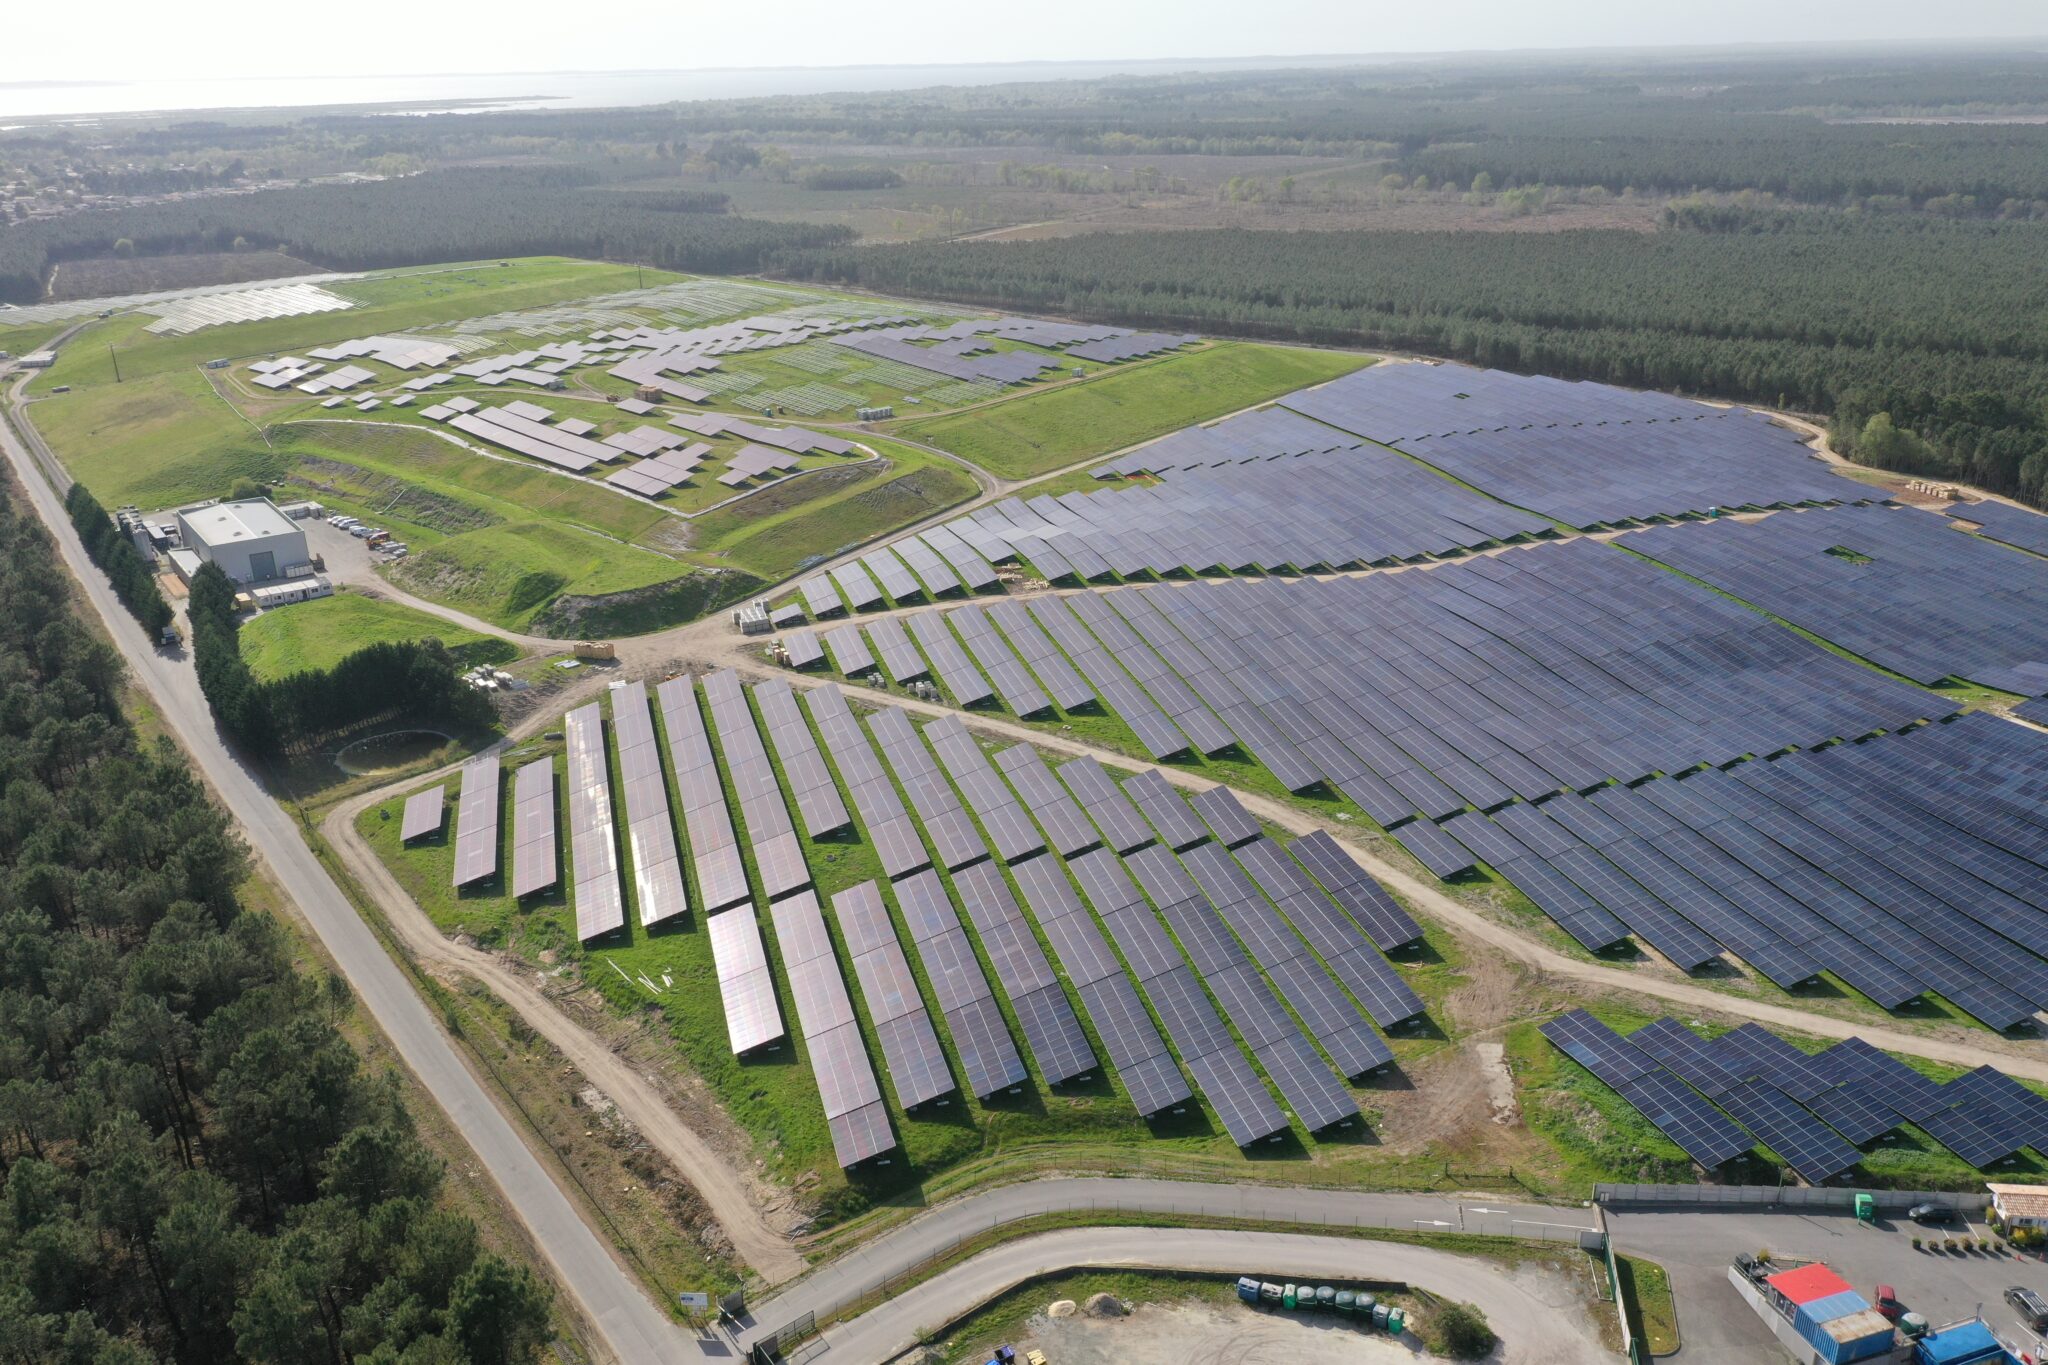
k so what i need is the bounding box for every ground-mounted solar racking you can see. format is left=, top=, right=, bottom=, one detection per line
left=609, top=682, right=690, bottom=929
left=1121, top=770, right=1209, bottom=851
left=985, top=599, right=1097, bottom=711
left=893, top=536, right=963, bottom=597
left=782, top=629, right=825, bottom=670
left=1283, top=831, right=1424, bottom=953
left=828, top=562, right=884, bottom=613
left=1007, top=854, right=1193, bottom=1117
left=751, top=678, right=851, bottom=840
left=891, top=869, right=1029, bottom=1098
left=1232, top=837, right=1425, bottom=1030
left=923, top=716, right=1046, bottom=865
left=1063, top=847, right=1290, bottom=1146
left=799, top=576, right=845, bottom=621
left=509, top=759, right=558, bottom=899
left=948, top=607, right=1052, bottom=717
left=1178, top=840, right=1396, bottom=1082
left=706, top=903, right=787, bottom=1055
left=860, top=547, right=924, bottom=602
left=564, top=704, right=627, bottom=941
left=867, top=707, right=991, bottom=872
left=906, top=612, right=995, bottom=708
left=769, top=888, right=894, bottom=1166
left=863, top=616, right=930, bottom=685
left=703, top=670, right=812, bottom=901
left=654, top=677, right=751, bottom=913
left=1024, top=595, right=1189, bottom=760
left=803, top=685, right=934, bottom=880
left=402, top=785, right=445, bottom=843
left=832, top=881, right=955, bottom=1110
left=1950, top=500, right=2048, bottom=558
left=1125, top=843, right=1360, bottom=1133
left=822, top=624, right=876, bottom=678
left=950, top=861, right=1099, bottom=1084
left=1626, top=503, right=2048, bottom=698
left=1054, top=755, right=1157, bottom=855
left=990, top=744, right=1101, bottom=858
left=452, top=755, right=501, bottom=887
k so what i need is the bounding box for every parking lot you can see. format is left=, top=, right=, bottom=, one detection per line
left=1612, top=1206, right=2048, bottom=1360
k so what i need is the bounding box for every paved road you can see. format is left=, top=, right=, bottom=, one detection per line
left=1611, top=1204, right=2048, bottom=1361
left=780, top=1225, right=1610, bottom=1365
left=734, top=1177, right=1598, bottom=1354
left=0, top=380, right=690, bottom=1364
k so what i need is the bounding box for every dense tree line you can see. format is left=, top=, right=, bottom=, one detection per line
left=64, top=482, right=173, bottom=638
left=799, top=167, right=902, bottom=191
left=187, top=564, right=495, bottom=754
left=0, top=475, right=552, bottom=1363
left=778, top=216, right=2048, bottom=508
left=0, top=167, right=850, bottom=302
left=585, top=187, right=729, bottom=213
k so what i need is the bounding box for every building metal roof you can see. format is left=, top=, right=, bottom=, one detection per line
left=180, top=499, right=301, bottom=546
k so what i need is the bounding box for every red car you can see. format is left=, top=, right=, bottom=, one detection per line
left=1873, top=1285, right=1904, bottom=1322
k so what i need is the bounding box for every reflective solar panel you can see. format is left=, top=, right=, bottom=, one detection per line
left=611, top=682, right=689, bottom=928
left=770, top=889, right=894, bottom=1167
left=1717, top=1080, right=1860, bottom=1184
left=952, top=861, right=1096, bottom=1083
left=402, top=785, right=445, bottom=843
left=1055, top=756, right=1156, bottom=853
left=1122, top=769, right=1208, bottom=850
left=1280, top=831, right=1424, bottom=951
left=453, top=755, right=501, bottom=887
left=565, top=705, right=626, bottom=941
left=887, top=870, right=1026, bottom=1097
left=1188, top=785, right=1260, bottom=848
left=1539, top=1008, right=1655, bottom=1084
left=509, top=758, right=557, bottom=898
left=1616, top=1069, right=1754, bottom=1167
left=706, top=906, right=786, bottom=1054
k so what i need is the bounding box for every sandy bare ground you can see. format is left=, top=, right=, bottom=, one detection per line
left=1019, top=1300, right=1424, bottom=1364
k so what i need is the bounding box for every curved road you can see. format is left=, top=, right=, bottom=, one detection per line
left=773, top=1225, right=1608, bottom=1365
left=0, top=377, right=690, bottom=1364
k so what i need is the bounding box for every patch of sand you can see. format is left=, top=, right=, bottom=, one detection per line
left=1017, top=1300, right=1422, bottom=1365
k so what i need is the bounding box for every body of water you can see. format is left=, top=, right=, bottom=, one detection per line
left=1, top=55, right=1378, bottom=123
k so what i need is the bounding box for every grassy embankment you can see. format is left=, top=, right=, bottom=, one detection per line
left=238, top=588, right=519, bottom=680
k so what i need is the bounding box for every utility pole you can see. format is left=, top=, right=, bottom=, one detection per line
left=108, top=345, right=121, bottom=383
left=636, top=264, right=644, bottom=290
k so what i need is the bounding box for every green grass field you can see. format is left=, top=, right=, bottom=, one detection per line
left=28, top=259, right=677, bottom=393
left=384, top=521, right=693, bottom=632
left=239, top=589, right=518, bottom=681
left=690, top=436, right=980, bottom=580
left=892, top=342, right=1375, bottom=479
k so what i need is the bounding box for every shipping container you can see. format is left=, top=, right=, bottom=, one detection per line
left=1797, top=1305, right=1896, bottom=1364
left=1801, top=1290, right=1875, bottom=1327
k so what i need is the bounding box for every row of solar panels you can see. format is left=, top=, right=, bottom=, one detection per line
left=1543, top=1009, right=2048, bottom=1184
left=1409, top=712, right=2048, bottom=1030
left=416, top=673, right=1431, bottom=1167
left=1627, top=502, right=2048, bottom=700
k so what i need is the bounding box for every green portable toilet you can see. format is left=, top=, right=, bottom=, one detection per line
left=1282, top=1284, right=1297, bottom=1310
left=1387, top=1306, right=1406, bottom=1335
left=1855, top=1193, right=1876, bottom=1223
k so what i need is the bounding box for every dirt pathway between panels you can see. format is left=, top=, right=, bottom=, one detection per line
left=322, top=791, right=807, bottom=1284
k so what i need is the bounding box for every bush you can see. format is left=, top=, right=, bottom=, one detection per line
left=1433, top=1301, right=1497, bottom=1360
left=1911, top=1236, right=1922, bottom=1250
left=64, top=481, right=173, bottom=637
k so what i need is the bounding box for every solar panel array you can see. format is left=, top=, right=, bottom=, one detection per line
left=1127, top=844, right=1361, bottom=1132
left=703, top=670, right=811, bottom=901
left=1008, top=856, right=1192, bottom=1116
left=833, top=881, right=955, bottom=1110
left=985, top=600, right=1097, bottom=710
left=705, top=902, right=787, bottom=1055
left=952, top=862, right=1099, bottom=1084
left=823, top=624, right=876, bottom=677
left=829, top=328, right=1064, bottom=385
left=1066, top=848, right=1289, bottom=1145
left=1232, top=837, right=1425, bottom=1029
left=804, top=685, right=933, bottom=879
left=893, top=536, right=966, bottom=596
left=962, top=542, right=1946, bottom=832
left=924, top=716, right=1046, bottom=864
left=609, top=682, right=689, bottom=929
left=861, top=546, right=924, bottom=602
left=1453, top=712, right=2048, bottom=1027
left=782, top=629, right=825, bottom=670
left=509, top=758, right=558, bottom=898
left=991, top=745, right=1102, bottom=857
left=1626, top=504, right=2048, bottom=696
left=1054, top=755, right=1157, bottom=854
left=2020, top=696, right=2048, bottom=725
left=1545, top=1009, right=2048, bottom=1181
left=952, top=443, right=1550, bottom=582
left=1278, top=363, right=1848, bottom=527
left=401, top=785, right=445, bottom=842
left=1285, top=831, right=1425, bottom=952
left=868, top=708, right=991, bottom=872
left=892, top=870, right=1030, bottom=1098
left=1066, top=331, right=1197, bottom=363
left=950, top=608, right=1053, bottom=716
left=907, top=612, right=994, bottom=707
left=564, top=705, right=626, bottom=941
left=863, top=616, right=929, bottom=684
left=751, top=679, right=852, bottom=839
left=1951, top=500, right=2048, bottom=558
left=770, top=889, right=894, bottom=1166
left=654, top=677, right=750, bottom=912
left=453, top=755, right=500, bottom=887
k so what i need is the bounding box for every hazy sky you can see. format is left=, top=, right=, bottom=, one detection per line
left=8, top=0, right=2047, bottom=85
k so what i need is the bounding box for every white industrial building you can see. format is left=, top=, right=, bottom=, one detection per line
left=174, top=498, right=310, bottom=584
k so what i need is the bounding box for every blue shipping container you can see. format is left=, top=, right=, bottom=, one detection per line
left=1802, top=1289, right=1874, bottom=1327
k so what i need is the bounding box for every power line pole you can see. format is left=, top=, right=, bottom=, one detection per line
left=108, top=345, right=121, bottom=383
